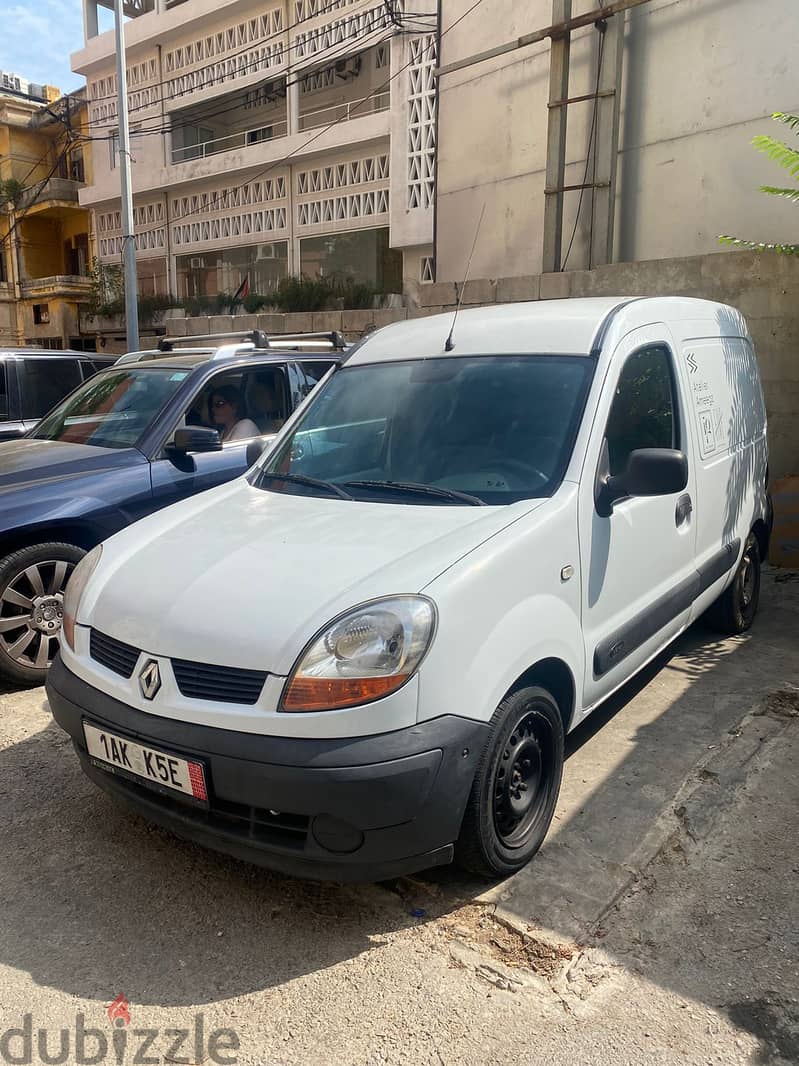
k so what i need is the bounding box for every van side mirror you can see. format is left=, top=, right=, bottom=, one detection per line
left=168, top=427, right=222, bottom=454
left=596, top=444, right=688, bottom=517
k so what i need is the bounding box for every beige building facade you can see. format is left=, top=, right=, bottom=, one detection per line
left=73, top=0, right=439, bottom=304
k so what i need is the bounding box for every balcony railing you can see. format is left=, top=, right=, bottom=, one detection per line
left=18, top=178, right=82, bottom=212
left=172, top=119, right=289, bottom=164
left=20, top=275, right=92, bottom=298
left=170, top=90, right=390, bottom=164
left=299, top=90, right=390, bottom=131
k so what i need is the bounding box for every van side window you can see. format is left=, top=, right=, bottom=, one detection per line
left=605, top=346, right=678, bottom=476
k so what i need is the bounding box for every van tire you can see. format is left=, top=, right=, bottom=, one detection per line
left=455, top=685, right=564, bottom=879
left=0, top=542, right=85, bottom=687
left=705, top=533, right=761, bottom=635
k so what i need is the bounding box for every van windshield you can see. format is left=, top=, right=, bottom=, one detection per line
left=30, top=367, right=189, bottom=449
left=255, top=355, right=594, bottom=505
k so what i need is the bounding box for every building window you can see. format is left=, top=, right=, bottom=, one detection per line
left=33, top=304, right=50, bottom=325
left=420, top=256, right=434, bottom=283
left=375, top=44, right=389, bottom=70
left=299, top=228, right=401, bottom=292
left=176, top=243, right=289, bottom=301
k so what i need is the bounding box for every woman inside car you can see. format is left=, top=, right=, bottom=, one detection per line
left=209, top=385, right=260, bottom=443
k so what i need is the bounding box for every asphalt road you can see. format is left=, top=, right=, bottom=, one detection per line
left=0, top=571, right=797, bottom=1065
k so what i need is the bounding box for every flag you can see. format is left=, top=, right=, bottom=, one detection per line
left=233, top=273, right=250, bottom=303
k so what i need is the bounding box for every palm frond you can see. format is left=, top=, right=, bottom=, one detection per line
left=719, top=234, right=799, bottom=256
left=751, top=135, right=799, bottom=178
left=772, top=112, right=799, bottom=134
left=759, top=185, right=799, bottom=202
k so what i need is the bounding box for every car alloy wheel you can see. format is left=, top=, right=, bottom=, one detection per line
left=0, top=543, right=85, bottom=685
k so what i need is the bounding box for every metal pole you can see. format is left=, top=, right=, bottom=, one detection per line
left=113, top=0, right=139, bottom=351
left=542, top=0, right=571, bottom=273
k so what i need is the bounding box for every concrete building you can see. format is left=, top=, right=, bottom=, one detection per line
left=434, top=0, right=799, bottom=282
left=73, top=0, right=439, bottom=304
left=0, top=84, right=93, bottom=348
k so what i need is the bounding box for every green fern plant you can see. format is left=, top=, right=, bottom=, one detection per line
left=719, top=112, right=799, bottom=256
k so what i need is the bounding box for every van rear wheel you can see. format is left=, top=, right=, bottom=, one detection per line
left=456, top=685, right=564, bottom=879
left=705, top=532, right=761, bottom=635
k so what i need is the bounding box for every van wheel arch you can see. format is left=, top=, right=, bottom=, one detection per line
left=506, top=657, right=576, bottom=735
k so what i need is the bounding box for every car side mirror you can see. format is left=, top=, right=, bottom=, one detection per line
left=596, top=444, right=688, bottom=517
left=168, top=427, right=222, bottom=455
left=246, top=439, right=267, bottom=467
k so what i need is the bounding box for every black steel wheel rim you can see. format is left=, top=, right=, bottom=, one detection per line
left=0, top=559, right=75, bottom=670
left=491, top=709, right=554, bottom=849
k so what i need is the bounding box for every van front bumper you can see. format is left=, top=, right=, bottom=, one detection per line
left=47, top=655, right=488, bottom=882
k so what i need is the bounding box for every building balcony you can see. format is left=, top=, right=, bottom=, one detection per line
left=169, top=89, right=390, bottom=165
left=19, top=276, right=92, bottom=300
left=19, top=178, right=83, bottom=214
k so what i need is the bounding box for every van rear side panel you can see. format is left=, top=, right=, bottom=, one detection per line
left=679, top=332, right=768, bottom=617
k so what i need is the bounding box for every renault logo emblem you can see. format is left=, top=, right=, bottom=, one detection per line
left=139, top=659, right=161, bottom=700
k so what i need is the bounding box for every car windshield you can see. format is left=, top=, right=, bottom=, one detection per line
left=255, top=355, right=594, bottom=505
left=30, top=367, right=191, bottom=449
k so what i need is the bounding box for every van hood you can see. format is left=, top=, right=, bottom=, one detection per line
left=85, top=479, right=543, bottom=674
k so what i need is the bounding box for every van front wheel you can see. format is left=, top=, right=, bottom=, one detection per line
left=705, top=533, right=761, bottom=635
left=456, top=686, right=564, bottom=879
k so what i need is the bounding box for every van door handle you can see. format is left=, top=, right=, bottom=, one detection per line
left=675, top=493, right=693, bottom=526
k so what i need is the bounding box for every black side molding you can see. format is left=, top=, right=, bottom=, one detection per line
left=594, top=540, right=741, bottom=678
left=594, top=573, right=698, bottom=678
left=698, top=538, right=741, bottom=595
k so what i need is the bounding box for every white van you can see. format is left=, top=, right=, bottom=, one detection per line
left=48, top=298, right=772, bottom=881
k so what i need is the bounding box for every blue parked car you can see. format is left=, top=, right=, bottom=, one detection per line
left=0, top=332, right=342, bottom=685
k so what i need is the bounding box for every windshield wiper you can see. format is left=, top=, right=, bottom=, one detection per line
left=258, top=471, right=354, bottom=501
left=344, top=480, right=485, bottom=506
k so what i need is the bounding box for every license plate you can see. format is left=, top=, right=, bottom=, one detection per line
left=83, top=722, right=208, bottom=805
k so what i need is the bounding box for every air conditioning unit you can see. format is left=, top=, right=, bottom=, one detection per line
left=335, top=56, right=362, bottom=80
left=256, top=245, right=277, bottom=260
left=189, top=257, right=205, bottom=269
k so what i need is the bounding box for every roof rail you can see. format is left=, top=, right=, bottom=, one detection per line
left=157, top=329, right=349, bottom=353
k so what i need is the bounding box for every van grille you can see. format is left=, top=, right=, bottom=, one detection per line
left=88, top=631, right=267, bottom=704
left=171, top=658, right=267, bottom=705
left=90, top=629, right=140, bottom=679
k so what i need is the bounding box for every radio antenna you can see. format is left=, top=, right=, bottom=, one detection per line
left=444, top=201, right=486, bottom=352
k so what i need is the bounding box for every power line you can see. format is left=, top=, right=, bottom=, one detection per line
left=81, top=32, right=379, bottom=146
left=165, top=0, right=481, bottom=228
left=80, top=0, right=434, bottom=130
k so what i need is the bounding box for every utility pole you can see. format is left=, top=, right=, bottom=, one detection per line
left=113, top=0, right=139, bottom=351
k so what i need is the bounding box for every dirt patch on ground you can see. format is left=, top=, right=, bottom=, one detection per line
left=756, top=688, right=799, bottom=719
left=437, top=903, right=577, bottom=979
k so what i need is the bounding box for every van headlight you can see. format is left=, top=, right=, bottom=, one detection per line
left=61, top=545, right=103, bottom=651
left=281, top=596, right=436, bottom=711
